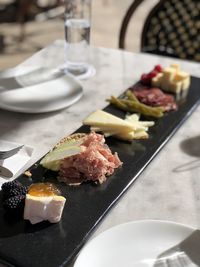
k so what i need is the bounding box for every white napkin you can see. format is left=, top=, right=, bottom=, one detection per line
left=0, top=140, right=33, bottom=188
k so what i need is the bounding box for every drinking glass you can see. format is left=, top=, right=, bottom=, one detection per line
left=64, top=0, right=95, bottom=79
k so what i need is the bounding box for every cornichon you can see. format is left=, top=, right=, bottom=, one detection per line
left=108, top=92, right=164, bottom=118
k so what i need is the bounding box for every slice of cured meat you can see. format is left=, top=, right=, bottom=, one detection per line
left=58, top=132, right=122, bottom=185
left=133, top=87, right=177, bottom=112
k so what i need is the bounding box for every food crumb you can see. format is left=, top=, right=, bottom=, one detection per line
left=24, top=171, right=32, bottom=177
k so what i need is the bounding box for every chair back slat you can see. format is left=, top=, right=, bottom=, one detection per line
left=142, top=0, right=200, bottom=61
left=119, top=0, right=200, bottom=62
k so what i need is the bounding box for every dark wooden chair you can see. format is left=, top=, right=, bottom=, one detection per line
left=0, top=0, right=63, bottom=42
left=119, top=0, right=200, bottom=62
left=17, top=0, right=35, bottom=41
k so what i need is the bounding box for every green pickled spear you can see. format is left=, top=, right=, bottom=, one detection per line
left=122, top=99, right=164, bottom=118
left=108, top=96, right=164, bottom=118
left=126, top=90, right=139, bottom=102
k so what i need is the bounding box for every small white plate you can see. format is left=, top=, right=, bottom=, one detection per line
left=0, top=68, right=83, bottom=113
left=74, top=220, right=195, bottom=267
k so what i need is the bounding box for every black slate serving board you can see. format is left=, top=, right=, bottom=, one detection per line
left=0, top=77, right=199, bottom=267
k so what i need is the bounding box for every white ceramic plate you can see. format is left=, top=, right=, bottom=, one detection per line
left=74, top=220, right=195, bottom=267
left=0, top=68, right=83, bottom=113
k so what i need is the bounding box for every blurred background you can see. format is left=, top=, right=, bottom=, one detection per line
left=0, top=0, right=157, bottom=69
left=0, top=0, right=199, bottom=70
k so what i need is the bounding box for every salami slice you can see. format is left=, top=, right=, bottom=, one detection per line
left=133, top=87, right=177, bottom=112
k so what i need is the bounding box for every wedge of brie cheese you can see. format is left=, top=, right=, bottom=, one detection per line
left=24, top=194, right=66, bottom=224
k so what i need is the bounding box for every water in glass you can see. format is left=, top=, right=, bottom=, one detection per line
left=63, top=0, right=94, bottom=78
left=65, top=18, right=90, bottom=74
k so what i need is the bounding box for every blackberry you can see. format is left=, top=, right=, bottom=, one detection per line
left=1, top=180, right=21, bottom=193
left=9, top=186, right=28, bottom=197
left=1, top=180, right=28, bottom=201
left=3, top=195, right=25, bottom=210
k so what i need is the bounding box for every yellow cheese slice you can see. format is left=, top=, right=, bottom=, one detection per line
left=83, top=110, right=134, bottom=131
left=161, top=78, right=170, bottom=91
left=116, top=130, right=148, bottom=140
left=90, top=126, right=134, bottom=140
left=90, top=126, right=122, bottom=136
left=92, top=121, right=145, bottom=133
left=88, top=112, right=155, bottom=141
left=168, top=80, right=182, bottom=93
left=125, top=114, right=154, bottom=130
left=152, top=73, right=163, bottom=87
left=151, top=63, right=190, bottom=94
left=133, top=130, right=148, bottom=139
left=182, top=76, right=191, bottom=91
left=115, top=131, right=135, bottom=140
left=170, top=63, right=180, bottom=71
left=175, top=71, right=189, bottom=81
left=163, top=67, right=176, bottom=81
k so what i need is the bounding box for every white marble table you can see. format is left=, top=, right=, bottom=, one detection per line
left=0, top=40, right=200, bottom=266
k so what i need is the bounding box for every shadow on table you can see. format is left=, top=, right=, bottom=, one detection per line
left=180, top=135, right=200, bottom=158
left=0, top=108, right=65, bottom=141
left=172, top=135, right=200, bottom=173
left=0, top=67, right=65, bottom=91
left=173, top=159, right=200, bottom=173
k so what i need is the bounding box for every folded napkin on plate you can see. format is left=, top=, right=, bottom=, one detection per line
left=0, top=140, right=33, bottom=188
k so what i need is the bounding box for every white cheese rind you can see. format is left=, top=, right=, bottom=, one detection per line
left=24, top=194, right=66, bottom=224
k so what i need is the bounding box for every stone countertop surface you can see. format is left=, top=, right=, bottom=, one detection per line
left=0, top=40, right=200, bottom=266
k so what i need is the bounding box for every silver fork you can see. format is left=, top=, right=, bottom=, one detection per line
left=154, top=251, right=198, bottom=267
left=154, top=230, right=200, bottom=267
left=0, top=145, right=24, bottom=160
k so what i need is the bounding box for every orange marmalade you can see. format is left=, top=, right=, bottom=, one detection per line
left=28, top=183, right=60, bottom=197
